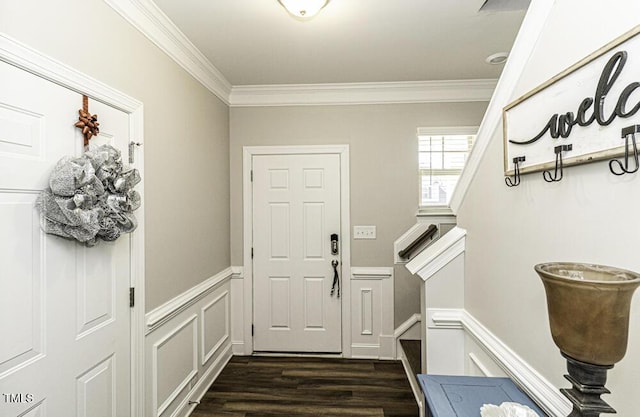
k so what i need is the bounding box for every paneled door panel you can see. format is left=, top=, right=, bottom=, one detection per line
left=0, top=62, right=131, bottom=417
left=253, top=154, right=341, bottom=352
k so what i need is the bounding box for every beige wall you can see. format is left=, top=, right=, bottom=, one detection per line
left=2, top=0, right=231, bottom=311
left=458, top=1, right=640, bottom=415
left=230, top=103, right=487, bottom=326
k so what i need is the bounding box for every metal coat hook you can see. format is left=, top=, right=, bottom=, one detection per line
left=543, top=144, right=572, bottom=182
left=505, top=156, right=526, bottom=187
left=609, top=125, right=639, bottom=176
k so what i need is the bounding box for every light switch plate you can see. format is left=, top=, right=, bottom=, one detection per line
left=354, top=225, right=376, bottom=239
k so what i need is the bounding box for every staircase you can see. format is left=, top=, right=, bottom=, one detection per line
left=398, top=338, right=424, bottom=416
left=400, top=339, right=422, bottom=376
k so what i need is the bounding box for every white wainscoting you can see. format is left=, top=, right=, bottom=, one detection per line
left=426, top=308, right=572, bottom=417
left=229, top=265, right=395, bottom=359
left=350, top=267, right=394, bottom=359
left=404, top=225, right=570, bottom=417
left=229, top=266, right=246, bottom=355
left=145, top=268, right=233, bottom=417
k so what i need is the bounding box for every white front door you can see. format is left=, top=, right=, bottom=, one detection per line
left=252, top=153, right=342, bottom=352
left=0, top=62, right=132, bottom=416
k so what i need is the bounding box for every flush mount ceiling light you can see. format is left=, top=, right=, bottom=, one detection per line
left=278, top=0, right=330, bottom=19
left=485, top=52, right=509, bottom=65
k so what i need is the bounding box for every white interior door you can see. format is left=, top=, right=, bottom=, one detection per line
left=252, top=153, right=342, bottom=352
left=0, top=62, right=132, bottom=417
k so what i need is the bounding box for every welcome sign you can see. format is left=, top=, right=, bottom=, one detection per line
left=503, top=25, right=640, bottom=175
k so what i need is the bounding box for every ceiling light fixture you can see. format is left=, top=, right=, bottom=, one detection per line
left=485, top=52, right=509, bottom=65
left=277, top=0, right=330, bottom=19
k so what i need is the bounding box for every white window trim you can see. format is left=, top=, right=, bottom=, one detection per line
left=417, top=126, right=478, bottom=217
left=417, top=126, right=479, bottom=137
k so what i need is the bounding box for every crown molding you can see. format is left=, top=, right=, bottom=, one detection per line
left=229, top=79, right=497, bottom=107
left=105, top=1, right=497, bottom=107
left=104, top=0, right=232, bottom=104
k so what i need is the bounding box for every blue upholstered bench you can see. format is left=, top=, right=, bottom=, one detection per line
left=417, top=375, right=547, bottom=417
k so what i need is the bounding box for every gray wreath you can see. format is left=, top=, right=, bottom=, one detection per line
left=36, top=144, right=141, bottom=246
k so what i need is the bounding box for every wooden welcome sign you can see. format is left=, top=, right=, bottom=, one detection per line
left=503, top=25, right=640, bottom=175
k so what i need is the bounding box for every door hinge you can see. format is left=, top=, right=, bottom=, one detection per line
left=250, top=170, right=253, bottom=182
left=252, top=324, right=254, bottom=336
left=129, top=287, right=135, bottom=307
left=251, top=247, right=254, bottom=259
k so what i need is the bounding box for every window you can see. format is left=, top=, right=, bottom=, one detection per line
left=418, top=128, right=476, bottom=209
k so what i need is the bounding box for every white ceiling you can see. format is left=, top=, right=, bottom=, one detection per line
left=152, top=0, right=528, bottom=86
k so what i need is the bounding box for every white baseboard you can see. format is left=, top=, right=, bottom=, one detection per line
left=379, top=335, right=395, bottom=360
left=350, top=343, right=381, bottom=359
left=178, top=344, right=232, bottom=417
left=231, top=341, right=245, bottom=355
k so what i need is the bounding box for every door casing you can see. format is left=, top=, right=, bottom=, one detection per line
left=0, top=34, right=146, bottom=417
left=242, top=145, right=351, bottom=356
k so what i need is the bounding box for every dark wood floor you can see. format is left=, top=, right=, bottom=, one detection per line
left=191, top=356, right=419, bottom=417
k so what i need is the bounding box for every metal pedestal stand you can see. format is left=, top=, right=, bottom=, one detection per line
left=561, top=353, right=616, bottom=417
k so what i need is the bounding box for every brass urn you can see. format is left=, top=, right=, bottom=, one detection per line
left=535, top=262, right=640, bottom=417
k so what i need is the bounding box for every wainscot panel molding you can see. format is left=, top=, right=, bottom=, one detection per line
left=449, top=0, right=556, bottom=213
left=229, top=266, right=246, bottom=355
left=468, top=352, right=493, bottom=377
left=425, top=309, right=465, bottom=375
left=350, top=267, right=394, bottom=359
left=427, top=309, right=572, bottom=417
left=146, top=267, right=234, bottom=333
left=408, top=226, right=465, bottom=378
left=229, top=79, right=497, bottom=107
left=145, top=270, right=232, bottom=417
left=103, top=0, right=232, bottom=104
left=200, top=291, right=229, bottom=366
left=351, top=267, right=394, bottom=280
left=152, top=314, right=198, bottom=417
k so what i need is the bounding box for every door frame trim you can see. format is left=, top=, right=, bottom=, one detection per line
left=0, top=33, right=146, bottom=417
left=242, top=145, right=352, bottom=357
